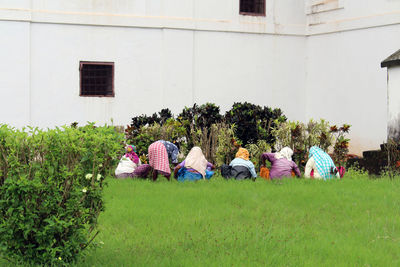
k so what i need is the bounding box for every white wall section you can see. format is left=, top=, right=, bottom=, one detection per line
left=0, top=0, right=399, bottom=154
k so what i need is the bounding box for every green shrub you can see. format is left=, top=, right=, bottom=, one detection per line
left=137, top=119, right=188, bottom=156
left=271, top=119, right=335, bottom=169
left=127, top=102, right=286, bottom=167
left=225, top=102, right=286, bottom=145
left=245, top=140, right=271, bottom=169
left=215, top=123, right=239, bottom=167
left=0, top=123, right=124, bottom=265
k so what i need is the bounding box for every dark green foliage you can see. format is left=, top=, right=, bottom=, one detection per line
left=225, top=102, right=286, bottom=145
left=158, top=108, right=173, bottom=124
left=0, top=123, right=124, bottom=265
left=177, top=103, right=222, bottom=130
left=177, top=103, right=223, bottom=148
left=127, top=109, right=173, bottom=141
left=127, top=102, right=286, bottom=165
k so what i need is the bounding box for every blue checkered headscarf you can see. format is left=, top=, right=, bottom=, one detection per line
left=309, top=146, right=336, bottom=179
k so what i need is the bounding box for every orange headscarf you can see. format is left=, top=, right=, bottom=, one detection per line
left=235, top=148, right=249, bottom=161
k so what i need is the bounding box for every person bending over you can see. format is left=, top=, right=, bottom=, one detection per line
left=174, top=146, right=215, bottom=182
left=261, top=147, right=301, bottom=180
left=305, top=146, right=339, bottom=180
left=115, top=145, right=151, bottom=179
left=221, top=148, right=257, bottom=180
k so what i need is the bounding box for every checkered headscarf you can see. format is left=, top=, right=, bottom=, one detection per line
left=309, top=146, right=336, bottom=179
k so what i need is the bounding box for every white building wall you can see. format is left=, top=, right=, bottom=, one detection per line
left=193, top=31, right=306, bottom=120
left=306, top=25, right=400, bottom=153
left=29, top=23, right=165, bottom=127
left=26, top=23, right=306, bottom=127
left=388, top=66, right=400, bottom=140
left=0, top=21, right=30, bottom=127
left=0, top=0, right=400, bottom=154
left=305, top=0, right=400, bottom=153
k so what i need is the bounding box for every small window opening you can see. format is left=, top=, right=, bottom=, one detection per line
left=240, top=0, right=265, bottom=16
left=80, top=61, right=114, bottom=97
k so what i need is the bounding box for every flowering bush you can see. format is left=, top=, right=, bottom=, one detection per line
left=0, top=123, right=124, bottom=265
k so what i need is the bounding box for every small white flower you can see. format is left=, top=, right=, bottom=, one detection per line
left=99, top=163, right=103, bottom=167
left=97, top=174, right=102, bottom=181
left=82, top=187, right=87, bottom=193
left=85, top=173, right=93, bottom=180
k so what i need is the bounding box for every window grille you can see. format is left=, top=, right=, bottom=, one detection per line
left=80, top=62, right=114, bottom=97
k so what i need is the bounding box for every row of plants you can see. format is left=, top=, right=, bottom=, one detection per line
left=126, top=102, right=350, bottom=170
left=271, top=120, right=350, bottom=170
left=0, top=123, right=124, bottom=265
left=126, top=102, right=286, bottom=166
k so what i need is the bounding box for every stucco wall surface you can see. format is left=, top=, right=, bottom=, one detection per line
left=26, top=23, right=306, bottom=127
left=0, top=0, right=400, bottom=155
left=306, top=24, right=400, bottom=153
left=388, top=66, right=400, bottom=140
left=0, top=21, right=30, bottom=127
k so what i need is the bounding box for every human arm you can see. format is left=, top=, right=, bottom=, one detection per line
left=249, top=162, right=257, bottom=178
left=261, top=153, right=275, bottom=166
left=229, top=159, right=235, bottom=167
left=173, top=161, right=184, bottom=179
left=207, top=162, right=215, bottom=170
left=292, top=162, right=301, bottom=177
left=174, top=165, right=182, bottom=179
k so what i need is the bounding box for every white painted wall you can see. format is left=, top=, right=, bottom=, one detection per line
left=388, top=66, right=400, bottom=140
left=193, top=31, right=306, bottom=120
left=0, top=0, right=400, bottom=155
left=29, top=23, right=165, bottom=127
left=307, top=0, right=400, bottom=35
left=306, top=24, right=400, bottom=154
left=26, top=23, right=306, bottom=127
left=0, top=21, right=30, bottom=127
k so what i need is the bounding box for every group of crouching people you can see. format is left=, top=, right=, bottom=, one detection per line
left=115, top=140, right=344, bottom=181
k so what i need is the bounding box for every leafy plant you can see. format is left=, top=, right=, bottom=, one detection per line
left=245, top=140, right=271, bottom=169
left=271, top=119, right=334, bottom=169
left=225, top=102, right=286, bottom=146
left=215, top=123, right=240, bottom=167
left=129, top=119, right=188, bottom=160
left=0, top=123, right=123, bottom=265
left=128, top=102, right=285, bottom=167
left=331, top=124, right=351, bottom=167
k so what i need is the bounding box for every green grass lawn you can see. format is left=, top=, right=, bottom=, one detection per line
left=72, top=175, right=400, bottom=266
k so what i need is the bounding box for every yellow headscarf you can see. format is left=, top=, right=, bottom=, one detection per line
left=235, top=148, right=249, bottom=161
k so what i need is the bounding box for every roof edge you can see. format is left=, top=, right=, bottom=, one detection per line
left=381, top=49, right=400, bottom=68
left=381, top=59, right=400, bottom=68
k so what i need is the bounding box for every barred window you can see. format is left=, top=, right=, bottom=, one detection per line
left=240, top=0, right=265, bottom=16
left=80, top=61, right=114, bottom=97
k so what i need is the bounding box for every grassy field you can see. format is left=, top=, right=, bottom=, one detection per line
left=70, top=174, right=400, bottom=266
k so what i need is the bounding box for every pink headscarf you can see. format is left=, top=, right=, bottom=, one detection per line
left=125, top=145, right=139, bottom=164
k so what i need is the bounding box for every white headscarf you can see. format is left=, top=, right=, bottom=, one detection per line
left=274, top=147, right=293, bottom=161
left=185, top=146, right=208, bottom=178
